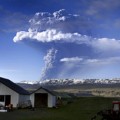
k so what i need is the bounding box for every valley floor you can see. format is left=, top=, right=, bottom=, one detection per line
left=0, top=97, right=120, bottom=120
left=54, top=85, right=120, bottom=97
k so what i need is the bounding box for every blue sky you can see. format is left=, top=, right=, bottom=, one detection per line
left=1, top=0, right=120, bottom=82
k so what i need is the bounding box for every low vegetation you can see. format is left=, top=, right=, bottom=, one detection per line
left=0, top=97, right=120, bottom=120
left=55, top=86, right=120, bottom=97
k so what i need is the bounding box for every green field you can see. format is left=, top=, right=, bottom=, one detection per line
left=0, top=97, right=119, bottom=120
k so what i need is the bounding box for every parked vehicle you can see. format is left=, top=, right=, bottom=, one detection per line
left=91, top=101, right=120, bottom=120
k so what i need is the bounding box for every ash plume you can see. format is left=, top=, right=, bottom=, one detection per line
left=40, top=48, right=58, bottom=80
left=13, top=9, right=120, bottom=80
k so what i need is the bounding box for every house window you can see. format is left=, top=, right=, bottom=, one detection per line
left=0, top=95, right=4, bottom=102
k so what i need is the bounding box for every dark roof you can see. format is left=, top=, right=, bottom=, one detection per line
left=31, top=87, right=56, bottom=96
left=0, top=77, right=29, bottom=95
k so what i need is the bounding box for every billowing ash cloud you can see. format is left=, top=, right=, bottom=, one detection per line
left=13, top=9, right=89, bottom=44
left=29, top=9, right=67, bottom=31
left=13, top=28, right=90, bottom=44
left=40, top=48, right=57, bottom=80
left=13, top=9, right=120, bottom=79
left=13, top=9, right=120, bottom=52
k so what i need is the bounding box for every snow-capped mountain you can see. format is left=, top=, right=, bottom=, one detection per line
left=19, top=78, right=120, bottom=85
left=20, top=80, right=38, bottom=85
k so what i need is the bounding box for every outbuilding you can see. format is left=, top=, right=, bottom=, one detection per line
left=30, top=87, right=56, bottom=108
left=0, top=77, right=30, bottom=107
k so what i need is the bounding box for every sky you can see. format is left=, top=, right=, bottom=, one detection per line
left=1, top=0, right=120, bottom=82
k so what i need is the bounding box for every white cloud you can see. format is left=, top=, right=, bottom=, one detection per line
left=83, top=57, right=120, bottom=73
left=86, top=57, right=120, bottom=65
left=58, top=56, right=120, bottom=79
left=28, top=9, right=75, bottom=32
left=60, top=57, right=83, bottom=62
left=91, top=38, right=120, bottom=52
left=13, top=9, right=82, bottom=42
left=13, top=28, right=90, bottom=44
left=53, top=9, right=66, bottom=21
left=60, top=56, right=120, bottom=65
left=85, top=59, right=100, bottom=64
left=13, top=27, right=120, bottom=54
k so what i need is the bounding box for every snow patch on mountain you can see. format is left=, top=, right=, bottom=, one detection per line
left=19, top=78, right=120, bottom=85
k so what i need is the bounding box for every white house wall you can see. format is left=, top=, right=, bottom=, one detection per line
left=48, top=94, right=56, bottom=107
left=30, top=89, right=56, bottom=108
left=0, top=83, right=19, bottom=107
left=19, top=95, right=30, bottom=103
left=30, top=94, right=34, bottom=107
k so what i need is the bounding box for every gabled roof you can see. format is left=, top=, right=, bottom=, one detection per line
left=31, top=87, right=56, bottom=96
left=0, top=77, right=29, bottom=95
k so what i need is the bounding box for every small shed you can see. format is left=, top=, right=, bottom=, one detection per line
left=30, top=87, right=56, bottom=108
left=0, top=77, right=30, bottom=107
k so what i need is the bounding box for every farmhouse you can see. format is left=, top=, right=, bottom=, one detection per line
left=0, top=77, right=56, bottom=108
left=0, top=77, right=30, bottom=107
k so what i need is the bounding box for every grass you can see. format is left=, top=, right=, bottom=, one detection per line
left=0, top=97, right=120, bottom=120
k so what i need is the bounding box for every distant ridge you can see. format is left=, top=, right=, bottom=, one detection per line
left=19, top=78, right=120, bottom=85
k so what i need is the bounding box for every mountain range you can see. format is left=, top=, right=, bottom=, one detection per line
left=19, top=78, right=120, bottom=85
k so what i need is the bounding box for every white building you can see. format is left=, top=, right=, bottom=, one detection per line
left=0, top=77, right=30, bottom=107
left=30, top=87, right=56, bottom=108
left=0, top=77, right=56, bottom=108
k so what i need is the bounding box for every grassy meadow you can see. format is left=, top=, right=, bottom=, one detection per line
left=0, top=97, right=120, bottom=120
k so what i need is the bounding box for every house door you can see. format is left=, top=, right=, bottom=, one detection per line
left=34, top=93, right=48, bottom=107
left=5, top=95, right=11, bottom=106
